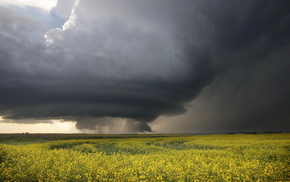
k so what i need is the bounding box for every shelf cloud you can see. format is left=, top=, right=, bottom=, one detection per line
left=0, top=0, right=289, bottom=133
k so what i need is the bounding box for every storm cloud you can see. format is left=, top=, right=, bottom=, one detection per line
left=0, top=0, right=289, bottom=133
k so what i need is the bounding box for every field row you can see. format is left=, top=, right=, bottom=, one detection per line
left=0, top=134, right=289, bottom=181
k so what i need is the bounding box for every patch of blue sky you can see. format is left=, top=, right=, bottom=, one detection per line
left=10, top=5, right=66, bottom=30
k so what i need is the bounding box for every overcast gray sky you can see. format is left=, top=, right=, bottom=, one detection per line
left=0, top=0, right=289, bottom=133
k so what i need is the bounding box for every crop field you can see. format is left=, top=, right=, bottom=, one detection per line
left=0, top=133, right=289, bottom=181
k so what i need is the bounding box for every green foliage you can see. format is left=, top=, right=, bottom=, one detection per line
left=0, top=134, right=289, bottom=181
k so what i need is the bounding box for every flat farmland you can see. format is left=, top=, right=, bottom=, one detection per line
left=0, top=133, right=289, bottom=181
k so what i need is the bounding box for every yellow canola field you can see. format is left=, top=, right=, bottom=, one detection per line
left=0, top=134, right=289, bottom=181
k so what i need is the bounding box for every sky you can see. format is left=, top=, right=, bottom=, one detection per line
left=0, top=0, right=289, bottom=134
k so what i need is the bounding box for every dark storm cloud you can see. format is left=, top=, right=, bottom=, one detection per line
left=0, top=0, right=290, bottom=132
left=160, top=45, right=290, bottom=133
left=197, top=46, right=290, bottom=132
